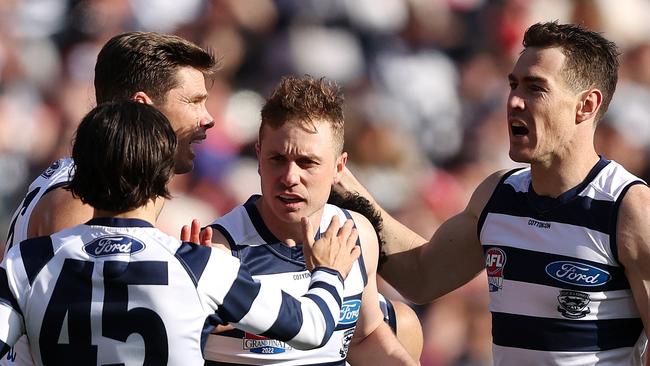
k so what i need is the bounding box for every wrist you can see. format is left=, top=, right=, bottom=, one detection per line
left=312, top=266, right=345, bottom=283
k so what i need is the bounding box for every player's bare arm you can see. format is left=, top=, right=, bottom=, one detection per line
left=345, top=212, right=417, bottom=365
left=336, top=167, right=506, bottom=304
left=390, top=300, right=424, bottom=360
left=616, top=183, right=650, bottom=365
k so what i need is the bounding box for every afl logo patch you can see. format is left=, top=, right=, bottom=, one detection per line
left=339, top=299, right=361, bottom=325
left=485, top=247, right=507, bottom=292
left=83, top=235, right=145, bottom=257
left=41, top=160, right=61, bottom=179
left=545, top=261, right=610, bottom=287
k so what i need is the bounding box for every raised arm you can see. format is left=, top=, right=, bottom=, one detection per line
left=200, top=216, right=360, bottom=350
left=334, top=167, right=503, bottom=304
left=616, top=184, right=650, bottom=365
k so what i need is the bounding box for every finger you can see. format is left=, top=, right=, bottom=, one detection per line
left=180, top=225, right=190, bottom=242
left=346, top=227, right=359, bottom=252
left=190, top=219, right=202, bottom=243
left=200, top=226, right=213, bottom=246
left=323, top=215, right=341, bottom=239
left=301, top=217, right=316, bottom=249
left=349, top=245, right=361, bottom=262
left=337, top=219, right=354, bottom=241
left=301, top=217, right=315, bottom=270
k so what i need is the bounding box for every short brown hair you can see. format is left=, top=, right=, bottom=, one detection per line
left=523, top=21, right=619, bottom=122
left=260, top=75, right=345, bottom=152
left=69, top=101, right=177, bottom=212
left=95, top=32, right=218, bottom=104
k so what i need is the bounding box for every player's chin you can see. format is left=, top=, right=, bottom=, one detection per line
left=173, top=156, right=195, bottom=174
left=274, top=207, right=305, bottom=224
left=508, top=149, right=532, bottom=164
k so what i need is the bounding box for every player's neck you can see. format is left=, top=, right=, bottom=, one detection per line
left=530, top=151, right=600, bottom=198
left=92, top=197, right=164, bottom=226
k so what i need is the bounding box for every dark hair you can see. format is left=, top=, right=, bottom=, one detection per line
left=95, top=32, right=218, bottom=104
left=327, top=190, right=387, bottom=269
left=260, top=75, right=345, bottom=152
left=68, top=101, right=177, bottom=212
left=523, top=21, right=620, bottom=122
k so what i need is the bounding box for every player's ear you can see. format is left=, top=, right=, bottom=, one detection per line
left=333, top=152, right=348, bottom=183
left=132, top=91, right=154, bottom=105
left=576, top=88, right=602, bottom=124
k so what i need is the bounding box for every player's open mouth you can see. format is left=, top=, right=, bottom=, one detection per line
left=191, top=135, right=206, bottom=145
left=510, top=121, right=529, bottom=136
left=278, top=195, right=304, bottom=204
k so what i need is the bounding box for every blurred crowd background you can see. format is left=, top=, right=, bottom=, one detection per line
left=2, top=0, right=650, bottom=365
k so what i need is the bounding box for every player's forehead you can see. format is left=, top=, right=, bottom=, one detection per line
left=169, top=66, right=208, bottom=96
left=259, top=120, right=336, bottom=156
left=510, top=47, right=567, bottom=84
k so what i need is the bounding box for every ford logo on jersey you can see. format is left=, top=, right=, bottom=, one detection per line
left=83, top=235, right=145, bottom=257
left=545, top=261, right=611, bottom=287
left=339, top=299, right=361, bottom=325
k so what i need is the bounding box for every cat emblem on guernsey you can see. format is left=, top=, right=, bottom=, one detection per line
left=83, top=235, right=145, bottom=257
left=485, top=247, right=507, bottom=292
left=545, top=261, right=611, bottom=287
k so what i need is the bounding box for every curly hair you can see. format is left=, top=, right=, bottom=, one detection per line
left=328, top=190, right=387, bottom=269
left=260, top=75, right=345, bottom=152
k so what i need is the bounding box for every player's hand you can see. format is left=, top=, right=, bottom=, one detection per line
left=211, top=324, right=235, bottom=335
left=180, top=219, right=213, bottom=246
left=301, top=216, right=360, bottom=279
left=332, top=166, right=375, bottom=205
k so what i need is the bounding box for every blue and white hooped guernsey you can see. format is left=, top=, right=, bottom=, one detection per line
left=479, top=157, right=647, bottom=366
left=204, top=195, right=368, bottom=366
left=0, top=217, right=346, bottom=365
left=5, top=158, right=75, bottom=256
left=3, top=158, right=75, bottom=366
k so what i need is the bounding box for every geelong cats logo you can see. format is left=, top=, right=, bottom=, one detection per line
left=557, top=290, right=591, bottom=319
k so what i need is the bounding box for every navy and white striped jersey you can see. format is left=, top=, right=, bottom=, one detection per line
left=0, top=218, right=345, bottom=365
left=479, top=157, right=647, bottom=365
left=4, top=158, right=74, bottom=255
left=204, top=195, right=368, bottom=366
left=3, top=158, right=74, bottom=366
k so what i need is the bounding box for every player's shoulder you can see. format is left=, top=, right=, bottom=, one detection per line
left=466, top=169, right=513, bottom=216
left=618, top=183, right=650, bottom=225
left=346, top=210, right=374, bottom=233
left=29, top=186, right=92, bottom=237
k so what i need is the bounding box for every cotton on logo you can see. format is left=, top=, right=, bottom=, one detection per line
left=485, top=247, right=507, bottom=292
